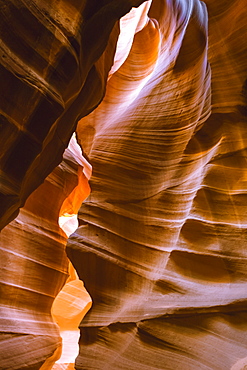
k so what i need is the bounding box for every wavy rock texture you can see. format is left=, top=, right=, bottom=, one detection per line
left=0, top=2, right=146, bottom=368
left=67, top=0, right=247, bottom=369
left=0, top=0, right=247, bottom=369
left=0, top=134, right=92, bottom=369
left=0, top=0, right=146, bottom=230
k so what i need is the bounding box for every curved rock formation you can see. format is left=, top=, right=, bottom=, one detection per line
left=0, top=134, right=92, bottom=369
left=67, top=0, right=247, bottom=369
left=0, top=0, right=247, bottom=369
left=0, top=0, right=146, bottom=230
left=0, top=2, right=146, bottom=367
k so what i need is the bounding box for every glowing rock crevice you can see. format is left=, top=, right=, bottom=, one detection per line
left=0, top=0, right=247, bottom=369
left=0, top=0, right=146, bottom=231
left=0, top=134, right=92, bottom=369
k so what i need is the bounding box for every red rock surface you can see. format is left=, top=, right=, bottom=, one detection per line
left=1, top=0, right=247, bottom=369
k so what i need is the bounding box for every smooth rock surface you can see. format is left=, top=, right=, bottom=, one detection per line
left=67, top=0, right=247, bottom=369
left=0, top=135, right=91, bottom=369
left=0, top=0, right=146, bottom=230
left=0, top=0, right=247, bottom=369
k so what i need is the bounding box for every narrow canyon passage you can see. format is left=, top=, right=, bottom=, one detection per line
left=0, top=134, right=92, bottom=369
left=0, top=0, right=247, bottom=369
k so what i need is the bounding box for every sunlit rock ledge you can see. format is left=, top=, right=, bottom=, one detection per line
left=1, top=0, right=247, bottom=369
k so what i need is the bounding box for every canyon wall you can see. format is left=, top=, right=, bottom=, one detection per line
left=1, top=0, right=247, bottom=369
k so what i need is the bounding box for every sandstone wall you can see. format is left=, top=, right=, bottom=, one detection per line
left=1, top=1, right=247, bottom=369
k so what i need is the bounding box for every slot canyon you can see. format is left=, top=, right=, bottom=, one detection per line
left=0, top=0, right=247, bottom=369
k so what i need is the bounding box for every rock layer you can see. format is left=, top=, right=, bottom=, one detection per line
left=0, top=0, right=247, bottom=369
left=67, top=0, right=247, bottom=369
left=0, top=0, right=146, bottom=230
left=0, top=134, right=92, bottom=369
left=0, top=2, right=146, bottom=367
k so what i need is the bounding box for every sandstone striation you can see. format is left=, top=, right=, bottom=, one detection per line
left=0, top=2, right=146, bottom=366
left=0, top=0, right=146, bottom=230
left=0, top=0, right=247, bottom=369
left=67, top=0, right=247, bottom=369
left=0, top=134, right=91, bottom=369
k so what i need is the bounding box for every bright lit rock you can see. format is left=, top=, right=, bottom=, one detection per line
left=0, top=134, right=91, bottom=369
left=0, top=0, right=247, bottom=369
left=68, top=0, right=247, bottom=369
